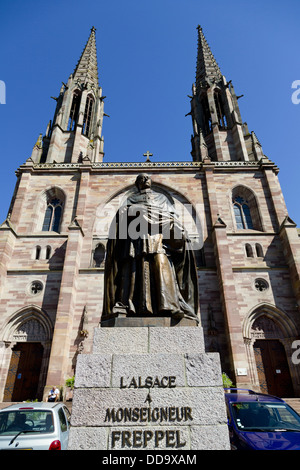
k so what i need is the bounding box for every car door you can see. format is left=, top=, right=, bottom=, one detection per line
left=58, top=406, right=70, bottom=449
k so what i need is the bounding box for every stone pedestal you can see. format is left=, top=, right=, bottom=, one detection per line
left=68, top=326, right=230, bottom=450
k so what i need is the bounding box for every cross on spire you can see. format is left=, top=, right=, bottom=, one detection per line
left=143, top=151, right=153, bottom=162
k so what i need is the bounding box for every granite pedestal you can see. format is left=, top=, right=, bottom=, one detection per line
left=68, top=325, right=230, bottom=450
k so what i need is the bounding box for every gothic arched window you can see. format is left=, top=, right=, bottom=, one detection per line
left=46, top=246, right=52, bottom=260
left=68, top=90, right=81, bottom=131
left=35, top=246, right=41, bottom=260
left=256, top=243, right=264, bottom=258
left=42, top=198, right=63, bottom=232
left=82, top=94, right=94, bottom=137
left=232, top=186, right=263, bottom=232
left=233, top=196, right=254, bottom=230
left=245, top=243, right=253, bottom=258
left=200, top=94, right=212, bottom=135
left=37, top=187, right=66, bottom=234
left=214, top=90, right=227, bottom=129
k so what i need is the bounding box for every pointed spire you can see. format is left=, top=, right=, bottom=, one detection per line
left=196, top=25, right=222, bottom=90
left=73, top=26, right=99, bottom=88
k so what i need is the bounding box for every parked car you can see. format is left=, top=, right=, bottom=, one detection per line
left=0, top=402, right=71, bottom=450
left=225, top=388, right=300, bottom=450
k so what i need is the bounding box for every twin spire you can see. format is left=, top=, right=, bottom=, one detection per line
left=71, top=25, right=222, bottom=87
left=71, top=25, right=223, bottom=96
left=73, top=26, right=99, bottom=89
left=196, top=25, right=223, bottom=89
left=31, top=25, right=253, bottom=165
left=29, top=26, right=105, bottom=165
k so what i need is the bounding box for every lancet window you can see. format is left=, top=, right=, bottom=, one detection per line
left=82, top=94, right=94, bottom=137
left=233, top=196, right=254, bottom=230
left=255, top=243, right=264, bottom=258
left=200, top=94, right=212, bottom=135
left=214, top=90, right=227, bottom=129
left=245, top=243, right=254, bottom=258
left=42, top=198, right=63, bottom=232
left=68, top=90, right=81, bottom=131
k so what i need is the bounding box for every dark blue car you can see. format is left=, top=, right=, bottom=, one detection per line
left=225, top=389, right=300, bottom=450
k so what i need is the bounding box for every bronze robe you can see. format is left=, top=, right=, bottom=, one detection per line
left=102, top=189, right=199, bottom=322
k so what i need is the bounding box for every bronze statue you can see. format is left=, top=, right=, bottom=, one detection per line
left=102, top=174, right=199, bottom=322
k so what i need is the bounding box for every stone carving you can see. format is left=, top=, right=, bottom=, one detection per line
left=12, top=319, right=47, bottom=342
left=251, top=315, right=283, bottom=339
left=30, top=281, right=43, bottom=295
left=254, top=279, right=269, bottom=292
left=102, top=174, right=199, bottom=323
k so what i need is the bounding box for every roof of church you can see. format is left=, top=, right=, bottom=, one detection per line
left=73, top=26, right=99, bottom=88
left=196, top=25, right=222, bottom=89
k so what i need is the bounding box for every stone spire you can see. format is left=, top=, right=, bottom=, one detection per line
left=73, top=26, right=99, bottom=89
left=196, top=25, right=222, bottom=90
left=35, top=27, right=105, bottom=164
left=190, top=26, right=256, bottom=162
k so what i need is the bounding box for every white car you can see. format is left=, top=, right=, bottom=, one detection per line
left=0, top=402, right=71, bottom=450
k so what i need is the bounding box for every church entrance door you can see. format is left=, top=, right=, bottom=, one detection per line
left=3, top=342, right=44, bottom=402
left=254, top=339, right=294, bottom=398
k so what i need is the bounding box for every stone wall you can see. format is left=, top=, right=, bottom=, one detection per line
left=0, top=161, right=300, bottom=400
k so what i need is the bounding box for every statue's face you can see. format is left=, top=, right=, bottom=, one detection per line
left=136, top=173, right=151, bottom=190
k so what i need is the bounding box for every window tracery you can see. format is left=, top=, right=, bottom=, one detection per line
left=42, top=198, right=63, bottom=232
left=233, top=196, right=254, bottom=229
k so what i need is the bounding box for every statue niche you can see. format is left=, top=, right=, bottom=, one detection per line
left=101, top=173, right=199, bottom=325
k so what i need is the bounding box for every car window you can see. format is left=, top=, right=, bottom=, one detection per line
left=231, top=401, right=300, bottom=431
left=269, top=404, right=300, bottom=428
left=0, top=410, right=54, bottom=435
left=58, top=407, right=67, bottom=432
left=63, top=406, right=71, bottom=423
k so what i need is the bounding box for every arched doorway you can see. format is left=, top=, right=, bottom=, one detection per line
left=4, top=342, right=44, bottom=402
left=245, top=309, right=298, bottom=398
left=1, top=307, right=53, bottom=402
left=253, top=338, right=294, bottom=397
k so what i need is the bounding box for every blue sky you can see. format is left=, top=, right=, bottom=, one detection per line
left=0, top=0, right=300, bottom=226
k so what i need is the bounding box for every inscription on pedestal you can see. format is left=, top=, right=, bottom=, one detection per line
left=105, top=375, right=192, bottom=449
left=120, top=375, right=177, bottom=389
left=111, top=429, right=187, bottom=449
left=68, top=327, right=231, bottom=450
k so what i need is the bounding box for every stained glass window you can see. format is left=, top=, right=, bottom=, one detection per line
left=233, top=204, right=244, bottom=229
left=42, top=198, right=63, bottom=232
left=233, top=196, right=253, bottom=230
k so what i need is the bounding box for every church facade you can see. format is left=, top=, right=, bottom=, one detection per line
left=0, top=26, right=300, bottom=402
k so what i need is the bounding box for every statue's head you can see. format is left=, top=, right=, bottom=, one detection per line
left=135, top=173, right=152, bottom=191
